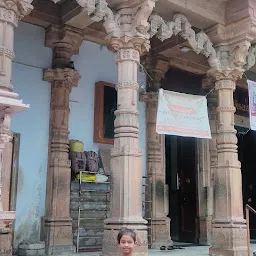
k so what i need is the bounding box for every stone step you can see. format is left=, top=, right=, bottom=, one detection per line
left=72, top=220, right=104, bottom=229
left=71, top=211, right=109, bottom=219
left=71, top=181, right=110, bottom=192
left=75, top=237, right=103, bottom=248
left=71, top=193, right=110, bottom=203
left=70, top=201, right=109, bottom=211
left=73, top=227, right=104, bottom=236
left=78, top=245, right=102, bottom=252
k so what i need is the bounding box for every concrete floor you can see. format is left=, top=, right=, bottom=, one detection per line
left=82, top=244, right=256, bottom=256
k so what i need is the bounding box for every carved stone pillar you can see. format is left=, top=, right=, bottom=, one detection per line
left=0, top=1, right=32, bottom=255
left=102, top=47, right=148, bottom=256
left=140, top=56, right=172, bottom=248
left=208, top=66, right=247, bottom=255
left=100, top=2, right=157, bottom=256
left=199, top=78, right=217, bottom=245
left=43, top=26, right=82, bottom=255
left=140, top=91, right=172, bottom=248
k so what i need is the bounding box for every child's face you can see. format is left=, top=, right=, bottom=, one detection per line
left=119, top=234, right=135, bottom=255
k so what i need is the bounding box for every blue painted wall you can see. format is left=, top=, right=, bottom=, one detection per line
left=11, top=22, right=147, bottom=248
left=12, top=22, right=52, bottom=248
left=69, top=41, right=147, bottom=173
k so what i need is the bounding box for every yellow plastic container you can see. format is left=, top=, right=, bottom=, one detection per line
left=76, top=173, right=96, bottom=182
left=69, top=140, right=84, bottom=152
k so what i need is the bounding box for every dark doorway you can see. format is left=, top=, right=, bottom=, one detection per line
left=237, top=127, right=256, bottom=238
left=166, top=135, right=199, bottom=243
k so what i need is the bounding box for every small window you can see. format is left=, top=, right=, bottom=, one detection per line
left=94, top=81, right=117, bottom=145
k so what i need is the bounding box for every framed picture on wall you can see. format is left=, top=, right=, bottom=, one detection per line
left=94, top=81, right=117, bottom=145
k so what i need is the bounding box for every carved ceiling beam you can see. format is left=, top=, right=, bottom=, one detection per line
left=22, top=0, right=60, bottom=27
left=169, top=55, right=209, bottom=75
left=23, top=0, right=84, bottom=28
left=150, top=35, right=186, bottom=55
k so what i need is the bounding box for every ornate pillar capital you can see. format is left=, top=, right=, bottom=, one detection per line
left=208, top=40, right=251, bottom=81
left=76, top=0, right=157, bottom=55
left=45, top=25, right=84, bottom=68
left=0, top=0, right=33, bottom=26
left=43, top=68, right=81, bottom=89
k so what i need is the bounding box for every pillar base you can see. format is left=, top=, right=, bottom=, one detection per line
left=102, top=217, right=148, bottom=256
left=199, top=216, right=212, bottom=245
left=209, top=222, right=248, bottom=256
left=0, top=227, right=12, bottom=256
left=149, top=217, right=172, bottom=249
left=209, top=247, right=249, bottom=256
left=0, top=211, right=15, bottom=256
left=43, top=217, right=75, bottom=255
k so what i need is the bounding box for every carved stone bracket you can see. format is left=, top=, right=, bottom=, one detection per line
left=74, top=0, right=157, bottom=54
left=244, top=44, right=256, bottom=70
left=43, top=68, right=81, bottom=88
left=45, top=25, right=84, bottom=68
left=207, top=42, right=251, bottom=81
left=143, top=56, right=169, bottom=91
left=148, top=13, right=220, bottom=68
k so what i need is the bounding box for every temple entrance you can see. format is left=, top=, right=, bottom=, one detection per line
left=237, top=127, right=256, bottom=238
left=165, top=135, right=199, bottom=243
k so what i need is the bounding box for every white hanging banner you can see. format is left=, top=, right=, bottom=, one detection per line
left=156, top=89, right=211, bottom=139
left=247, top=79, right=256, bottom=131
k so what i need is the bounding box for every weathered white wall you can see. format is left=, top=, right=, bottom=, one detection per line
left=11, top=22, right=147, bottom=248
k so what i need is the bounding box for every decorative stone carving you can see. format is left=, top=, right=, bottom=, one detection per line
left=148, top=13, right=220, bottom=68
left=76, top=0, right=157, bottom=54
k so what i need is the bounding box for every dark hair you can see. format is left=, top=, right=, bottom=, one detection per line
left=117, top=228, right=136, bottom=244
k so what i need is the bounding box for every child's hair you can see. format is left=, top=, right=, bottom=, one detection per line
left=117, top=227, right=136, bottom=244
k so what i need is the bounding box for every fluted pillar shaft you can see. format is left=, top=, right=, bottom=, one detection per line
left=209, top=76, right=247, bottom=256
left=103, top=48, right=147, bottom=256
